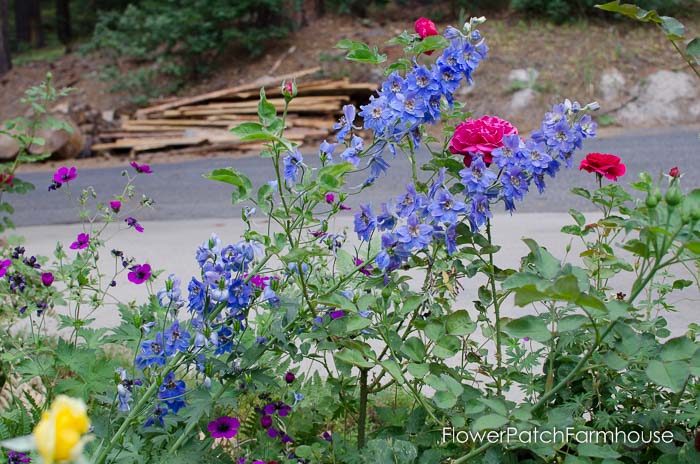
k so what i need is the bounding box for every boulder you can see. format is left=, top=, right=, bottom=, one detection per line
left=617, top=70, right=699, bottom=126
left=599, top=68, right=626, bottom=103
left=0, top=114, right=84, bottom=161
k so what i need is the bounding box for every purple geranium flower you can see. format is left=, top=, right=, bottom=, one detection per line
left=128, top=263, right=151, bottom=284
left=41, top=272, right=54, bottom=287
left=130, top=161, right=153, bottom=174
left=7, top=451, right=31, bottom=464
left=207, top=416, right=241, bottom=439
left=125, top=217, right=144, bottom=233
left=53, top=166, right=77, bottom=184
left=69, top=233, right=90, bottom=250
left=0, top=259, right=11, bottom=278
left=109, top=200, right=122, bottom=213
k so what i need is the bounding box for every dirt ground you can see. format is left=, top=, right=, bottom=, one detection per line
left=2, top=12, right=698, bottom=172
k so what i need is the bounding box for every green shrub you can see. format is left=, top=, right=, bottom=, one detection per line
left=86, top=0, right=289, bottom=98
left=511, top=0, right=693, bottom=23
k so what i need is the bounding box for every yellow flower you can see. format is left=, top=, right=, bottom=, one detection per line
left=33, top=396, right=90, bottom=464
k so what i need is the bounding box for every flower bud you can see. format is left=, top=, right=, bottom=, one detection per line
left=645, top=192, right=658, bottom=208
left=665, top=185, right=682, bottom=207
left=281, top=80, right=297, bottom=102
left=669, top=166, right=680, bottom=178
left=34, top=396, right=90, bottom=463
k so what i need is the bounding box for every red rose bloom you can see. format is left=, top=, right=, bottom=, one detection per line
left=414, top=17, right=438, bottom=39
left=579, top=153, right=626, bottom=181
left=669, top=166, right=680, bottom=178
left=449, top=115, right=518, bottom=166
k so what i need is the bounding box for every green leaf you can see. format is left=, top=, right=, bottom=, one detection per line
left=523, top=238, right=560, bottom=279
left=660, top=16, right=685, bottom=40
left=445, top=310, right=476, bottom=336
left=660, top=336, right=698, bottom=361
left=687, top=37, right=700, bottom=64
left=645, top=359, right=690, bottom=392
left=401, top=337, right=426, bottom=362
left=380, top=360, right=405, bottom=385
left=472, top=414, right=508, bottom=432
left=411, top=35, right=449, bottom=55
left=577, top=443, right=621, bottom=459
left=203, top=168, right=252, bottom=204
left=345, top=316, right=372, bottom=332
left=334, top=348, right=373, bottom=368
left=503, top=315, right=551, bottom=343
left=433, top=390, right=457, bottom=409
left=257, top=88, right=277, bottom=125
left=317, top=162, right=353, bottom=192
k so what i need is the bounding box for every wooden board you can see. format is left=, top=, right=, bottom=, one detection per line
left=135, top=67, right=322, bottom=117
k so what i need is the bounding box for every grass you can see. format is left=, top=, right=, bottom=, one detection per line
left=13, top=43, right=66, bottom=66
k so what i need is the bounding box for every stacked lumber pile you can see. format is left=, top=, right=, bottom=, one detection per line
left=93, top=68, right=376, bottom=156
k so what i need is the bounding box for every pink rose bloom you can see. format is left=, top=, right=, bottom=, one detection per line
left=414, top=17, right=438, bottom=39
left=449, top=116, right=518, bottom=166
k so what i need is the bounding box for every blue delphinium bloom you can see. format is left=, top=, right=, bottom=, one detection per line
left=164, top=321, right=190, bottom=356
left=429, top=188, right=466, bottom=224
left=340, top=135, right=364, bottom=167
left=501, top=166, right=529, bottom=212
left=492, top=134, right=526, bottom=169
left=159, top=372, right=186, bottom=413
left=135, top=333, right=167, bottom=370
left=396, top=184, right=427, bottom=218
left=196, top=234, right=221, bottom=267
left=396, top=214, right=433, bottom=250
left=157, top=274, right=184, bottom=309
left=444, top=224, right=458, bottom=255
left=319, top=140, right=337, bottom=163
left=359, top=95, right=393, bottom=135
left=214, top=326, right=234, bottom=355
left=263, top=286, right=280, bottom=307
left=376, top=232, right=406, bottom=272
left=376, top=203, right=397, bottom=231
left=354, top=204, right=376, bottom=241
left=469, top=194, right=491, bottom=231
left=283, top=149, right=304, bottom=183
left=188, top=277, right=207, bottom=313
left=228, top=278, right=253, bottom=312
left=406, top=65, right=441, bottom=102
left=460, top=157, right=496, bottom=195
left=368, top=153, right=390, bottom=178
left=334, top=104, right=357, bottom=142
left=144, top=404, right=167, bottom=427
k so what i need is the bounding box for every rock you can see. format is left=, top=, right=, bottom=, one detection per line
left=0, top=133, right=19, bottom=161
left=508, top=68, right=538, bottom=86
left=33, top=115, right=85, bottom=160
left=599, top=68, right=626, bottom=102
left=101, top=110, right=115, bottom=123
left=509, top=88, right=536, bottom=112
left=617, top=70, right=699, bottom=126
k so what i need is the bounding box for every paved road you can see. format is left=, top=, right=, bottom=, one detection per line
left=8, top=126, right=699, bottom=227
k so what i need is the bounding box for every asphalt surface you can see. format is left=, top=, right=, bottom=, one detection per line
left=8, top=126, right=699, bottom=227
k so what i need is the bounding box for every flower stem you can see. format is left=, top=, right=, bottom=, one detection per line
left=357, top=368, right=369, bottom=449
left=485, top=219, right=502, bottom=395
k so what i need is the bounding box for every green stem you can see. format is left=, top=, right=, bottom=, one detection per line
left=486, top=219, right=502, bottom=395
left=357, top=368, right=369, bottom=449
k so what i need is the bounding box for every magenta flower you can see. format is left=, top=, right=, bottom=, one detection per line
left=284, top=371, right=295, bottom=384
left=330, top=310, right=345, bottom=320
left=325, top=193, right=335, bottom=204
left=353, top=257, right=373, bottom=276
left=53, top=166, right=78, bottom=184
left=0, top=259, right=11, bottom=278
left=339, top=203, right=351, bottom=211
left=207, top=416, right=240, bottom=439
left=69, top=233, right=90, bottom=250
left=249, top=274, right=270, bottom=289
left=130, top=161, right=153, bottom=174
left=110, top=200, right=122, bottom=213
left=41, top=272, right=54, bottom=287
left=127, top=263, right=151, bottom=284
left=260, top=414, right=273, bottom=428
left=125, top=217, right=144, bottom=233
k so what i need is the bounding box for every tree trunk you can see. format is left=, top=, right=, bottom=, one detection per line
left=0, top=0, right=11, bottom=76
left=14, top=0, right=30, bottom=44
left=28, top=0, right=44, bottom=48
left=55, top=0, right=71, bottom=46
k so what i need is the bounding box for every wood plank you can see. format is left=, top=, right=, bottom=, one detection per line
left=136, top=67, right=321, bottom=117
left=122, top=119, right=232, bottom=127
